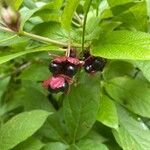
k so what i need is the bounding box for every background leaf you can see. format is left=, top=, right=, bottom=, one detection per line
left=97, top=95, right=118, bottom=129
left=63, top=73, right=100, bottom=142
left=103, top=60, right=135, bottom=80
left=92, top=30, right=150, bottom=60
left=113, top=106, right=150, bottom=150
left=61, top=0, right=80, bottom=30
left=135, top=61, right=150, bottom=82
left=105, top=77, right=150, bottom=118
left=74, top=139, right=109, bottom=150
left=0, top=110, right=51, bottom=150
left=0, top=46, right=62, bottom=65
left=13, top=137, right=44, bottom=150
left=42, top=142, right=68, bottom=150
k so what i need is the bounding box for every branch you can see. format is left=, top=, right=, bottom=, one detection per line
left=0, top=26, right=82, bottom=48
left=82, top=0, right=92, bottom=51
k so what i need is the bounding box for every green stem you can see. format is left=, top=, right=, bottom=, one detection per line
left=74, top=12, right=83, bottom=26
left=96, top=5, right=99, bottom=16
left=72, top=21, right=81, bottom=27
left=0, top=26, right=82, bottom=47
left=82, top=0, right=92, bottom=51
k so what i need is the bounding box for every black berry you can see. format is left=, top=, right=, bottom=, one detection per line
left=93, top=58, right=106, bottom=71
left=66, top=64, right=78, bottom=77
left=60, top=81, right=69, bottom=92
left=84, top=65, right=94, bottom=73
left=49, top=61, right=62, bottom=75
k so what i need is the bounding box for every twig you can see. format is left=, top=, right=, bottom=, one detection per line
left=0, top=26, right=82, bottom=48
left=82, top=0, right=92, bottom=51
left=74, top=12, right=83, bottom=25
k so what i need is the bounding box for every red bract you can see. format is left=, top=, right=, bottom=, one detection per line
left=43, top=76, right=65, bottom=89
left=67, top=57, right=84, bottom=66
left=53, top=56, right=67, bottom=63
left=53, top=56, right=84, bottom=66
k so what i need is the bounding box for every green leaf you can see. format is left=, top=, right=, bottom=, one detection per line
left=70, top=139, right=108, bottom=150
left=85, top=17, right=101, bottom=41
left=146, top=0, right=150, bottom=18
left=23, top=0, right=37, bottom=9
left=8, top=83, right=54, bottom=112
left=85, top=129, right=107, bottom=143
left=5, top=0, right=23, bottom=10
left=0, top=32, right=28, bottom=46
left=113, top=106, right=150, bottom=150
left=53, top=0, right=63, bottom=10
left=105, top=77, right=150, bottom=118
left=0, top=46, right=62, bottom=65
left=0, top=110, right=51, bottom=150
left=63, top=73, right=100, bottom=142
left=135, top=61, right=150, bottom=82
left=92, top=30, right=150, bottom=60
left=34, top=9, right=61, bottom=23
left=32, top=22, right=68, bottom=41
left=42, top=142, right=68, bottom=150
left=0, top=77, right=10, bottom=104
left=38, top=110, right=68, bottom=143
left=112, top=1, right=148, bottom=31
left=20, top=7, right=39, bottom=30
left=61, top=0, right=80, bottom=30
left=19, top=63, right=50, bottom=81
left=103, top=60, right=134, bottom=80
left=14, top=0, right=23, bottom=10
left=13, top=137, right=44, bottom=150
left=107, top=0, right=133, bottom=7
left=97, top=95, right=118, bottom=129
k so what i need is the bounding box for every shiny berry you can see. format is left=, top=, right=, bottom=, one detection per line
left=49, top=61, right=62, bottom=74
left=60, top=81, right=69, bottom=92
left=93, top=58, right=106, bottom=71
left=84, top=65, right=94, bottom=73
left=66, top=65, right=78, bottom=77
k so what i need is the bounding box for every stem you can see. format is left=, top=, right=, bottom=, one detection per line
left=0, top=26, right=82, bottom=47
left=74, top=12, right=83, bottom=25
left=82, top=0, right=92, bottom=51
left=96, top=5, right=99, bottom=16
left=72, top=20, right=81, bottom=27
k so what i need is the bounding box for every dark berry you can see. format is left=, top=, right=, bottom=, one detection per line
left=93, top=58, right=106, bottom=71
left=48, top=86, right=61, bottom=93
left=84, top=65, right=94, bottom=73
left=83, top=50, right=90, bottom=60
left=66, top=65, right=78, bottom=77
left=49, top=61, right=62, bottom=74
left=60, top=81, right=69, bottom=92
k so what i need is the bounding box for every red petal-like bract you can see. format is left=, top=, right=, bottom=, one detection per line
left=67, top=57, right=80, bottom=65
left=53, top=56, right=84, bottom=66
left=54, top=56, right=67, bottom=63
left=43, top=76, right=65, bottom=89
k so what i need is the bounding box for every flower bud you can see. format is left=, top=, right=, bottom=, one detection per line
left=1, top=7, right=20, bottom=31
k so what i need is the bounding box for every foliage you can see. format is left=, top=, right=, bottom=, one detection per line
left=0, top=0, right=150, bottom=150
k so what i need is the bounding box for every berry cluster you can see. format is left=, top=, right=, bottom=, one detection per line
left=83, top=51, right=107, bottom=74
left=43, top=50, right=83, bottom=93
left=43, top=49, right=107, bottom=94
